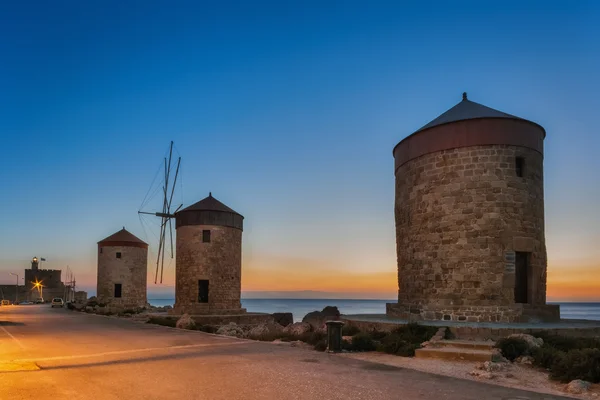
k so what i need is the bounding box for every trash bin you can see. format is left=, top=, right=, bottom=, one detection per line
left=325, top=320, right=345, bottom=353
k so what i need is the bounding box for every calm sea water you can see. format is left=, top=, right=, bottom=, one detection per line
left=148, top=299, right=600, bottom=323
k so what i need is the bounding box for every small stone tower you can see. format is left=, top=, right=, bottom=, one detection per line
left=97, top=228, right=148, bottom=309
left=173, top=193, right=246, bottom=315
left=387, top=93, right=559, bottom=323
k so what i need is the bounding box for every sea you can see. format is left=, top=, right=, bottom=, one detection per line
left=147, top=299, right=600, bottom=323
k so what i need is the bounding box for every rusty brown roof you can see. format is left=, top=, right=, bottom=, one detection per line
left=98, top=228, right=148, bottom=246
left=179, top=192, right=242, bottom=216
left=414, top=92, right=544, bottom=135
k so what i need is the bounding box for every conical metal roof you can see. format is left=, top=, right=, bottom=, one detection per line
left=413, top=92, right=543, bottom=135
left=179, top=193, right=242, bottom=216
left=98, top=228, right=147, bottom=246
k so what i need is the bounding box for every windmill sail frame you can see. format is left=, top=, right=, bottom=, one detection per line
left=138, top=141, right=182, bottom=284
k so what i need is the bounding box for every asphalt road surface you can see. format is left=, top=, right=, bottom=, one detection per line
left=0, top=305, right=571, bottom=400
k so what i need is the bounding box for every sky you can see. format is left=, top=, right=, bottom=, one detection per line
left=0, top=1, right=598, bottom=301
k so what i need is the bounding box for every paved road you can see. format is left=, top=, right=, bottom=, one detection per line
left=0, top=306, right=570, bottom=400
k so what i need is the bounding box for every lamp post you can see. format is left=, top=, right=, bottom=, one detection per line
left=9, top=273, right=18, bottom=304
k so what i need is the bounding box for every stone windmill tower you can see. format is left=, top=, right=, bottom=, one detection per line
left=172, top=193, right=245, bottom=315
left=97, top=228, right=148, bottom=309
left=387, top=93, right=559, bottom=323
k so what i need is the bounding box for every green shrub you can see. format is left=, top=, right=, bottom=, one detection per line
left=392, top=323, right=438, bottom=343
left=550, top=348, right=600, bottom=383
left=371, top=323, right=438, bottom=357
left=531, top=332, right=600, bottom=352
left=314, top=339, right=328, bottom=352
left=350, top=333, right=377, bottom=352
left=368, top=330, right=389, bottom=341
left=379, top=333, right=414, bottom=356
left=531, top=345, right=564, bottom=370
left=495, top=338, right=529, bottom=361
left=147, top=317, right=177, bottom=327
left=342, top=325, right=361, bottom=336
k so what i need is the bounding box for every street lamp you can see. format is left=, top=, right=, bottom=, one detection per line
left=33, top=280, right=44, bottom=300
left=9, top=273, right=18, bottom=304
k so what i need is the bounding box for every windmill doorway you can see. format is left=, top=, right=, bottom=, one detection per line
left=514, top=252, right=530, bottom=304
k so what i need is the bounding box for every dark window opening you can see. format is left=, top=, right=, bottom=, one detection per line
left=100, top=247, right=103, bottom=253
left=202, top=230, right=211, bottom=243
left=198, top=280, right=209, bottom=303
left=515, top=157, right=525, bottom=177
left=114, top=283, right=122, bottom=298
left=116, top=252, right=121, bottom=259
left=514, top=252, right=530, bottom=304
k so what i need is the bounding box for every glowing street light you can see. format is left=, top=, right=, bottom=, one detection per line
left=32, top=279, right=44, bottom=299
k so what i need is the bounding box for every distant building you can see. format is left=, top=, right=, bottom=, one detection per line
left=173, top=193, right=246, bottom=315
left=97, top=228, right=148, bottom=309
left=387, top=93, right=559, bottom=323
left=25, top=257, right=65, bottom=301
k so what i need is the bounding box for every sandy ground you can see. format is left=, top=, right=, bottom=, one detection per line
left=338, top=351, right=600, bottom=399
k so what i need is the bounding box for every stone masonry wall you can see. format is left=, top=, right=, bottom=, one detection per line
left=174, top=225, right=244, bottom=315
left=393, top=145, right=548, bottom=320
left=97, top=245, right=147, bottom=308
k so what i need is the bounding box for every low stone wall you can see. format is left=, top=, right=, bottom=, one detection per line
left=386, top=302, right=560, bottom=323
left=341, top=317, right=600, bottom=340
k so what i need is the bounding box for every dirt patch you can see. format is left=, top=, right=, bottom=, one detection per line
left=340, top=352, right=600, bottom=399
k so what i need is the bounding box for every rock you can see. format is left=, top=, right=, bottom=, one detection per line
left=566, top=380, right=591, bottom=394
left=321, top=306, right=341, bottom=318
left=470, top=370, right=495, bottom=379
left=216, top=322, right=245, bottom=338
left=491, top=348, right=509, bottom=363
left=175, top=314, right=196, bottom=330
left=164, top=305, right=173, bottom=310
left=505, top=373, right=515, bottom=378
left=515, top=355, right=534, bottom=365
left=85, top=306, right=94, bottom=312
left=302, top=306, right=340, bottom=332
left=248, top=322, right=284, bottom=339
left=272, top=313, right=293, bottom=327
left=283, top=322, right=312, bottom=336
left=507, top=333, right=543, bottom=349
left=290, top=340, right=313, bottom=349
left=476, top=361, right=507, bottom=372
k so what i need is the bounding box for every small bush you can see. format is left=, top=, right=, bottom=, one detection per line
left=495, top=338, right=530, bottom=361
left=342, top=325, right=360, bottom=336
left=147, top=317, right=177, bottom=327
left=550, top=348, right=600, bottom=383
left=531, top=345, right=564, bottom=370
left=378, top=333, right=415, bottom=356
left=368, top=330, right=389, bottom=341
left=196, top=325, right=218, bottom=334
left=533, top=332, right=600, bottom=352
left=350, top=333, right=377, bottom=352
left=314, top=339, right=328, bottom=352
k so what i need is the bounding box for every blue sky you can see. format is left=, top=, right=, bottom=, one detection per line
left=0, top=1, right=598, bottom=299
